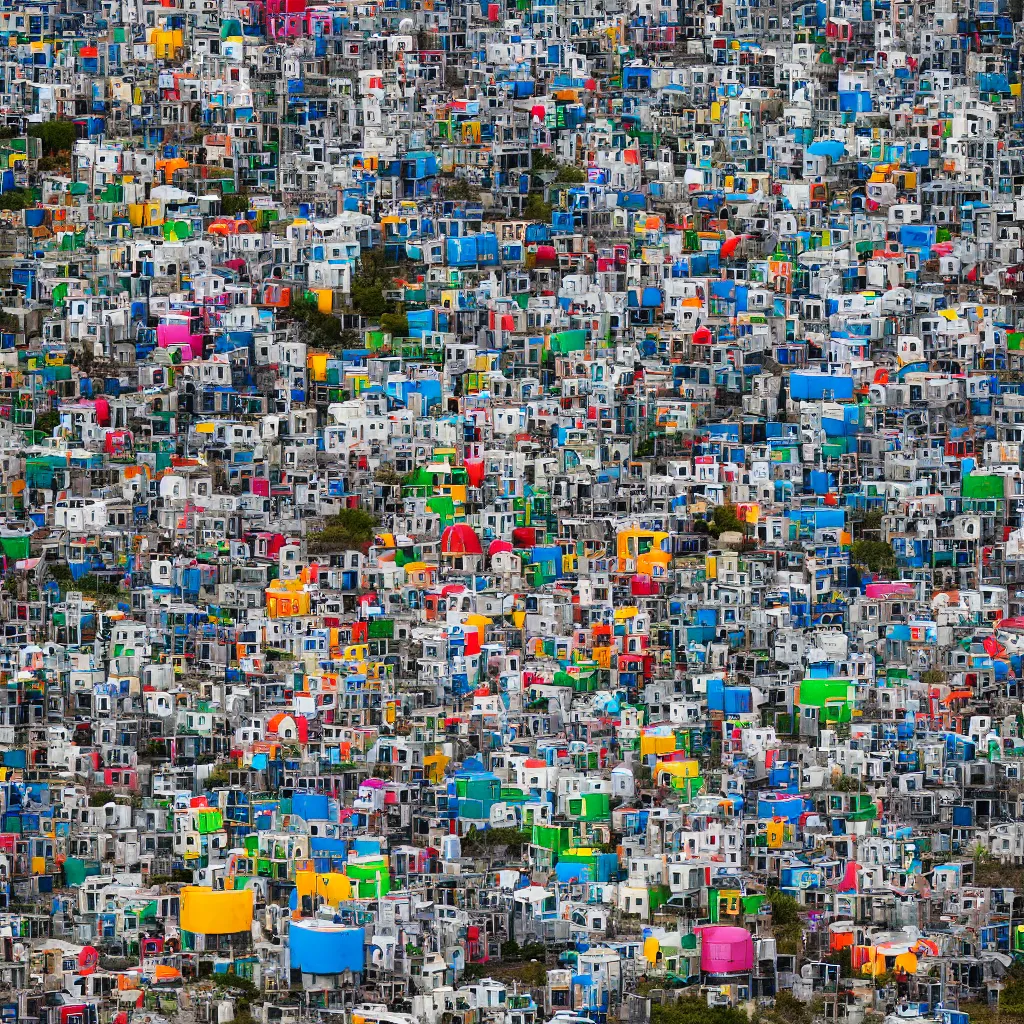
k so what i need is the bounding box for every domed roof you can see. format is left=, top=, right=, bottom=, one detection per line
left=440, top=524, right=482, bottom=555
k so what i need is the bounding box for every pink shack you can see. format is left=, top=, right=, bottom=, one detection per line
left=157, top=313, right=205, bottom=360
left=699, top=925, right=754, bottom=975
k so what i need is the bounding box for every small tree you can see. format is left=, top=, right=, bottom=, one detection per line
left=308, top=508, right=379, bottom=554
left=34, top=410, right=59, bottom=435
left=220, top=192, right=250, bottom=216
left=555, top=164, right=587, bottom=184
left=831, top=773, right=861, bottom=792
left=708, top=504, right=745, bottom=538
left=349, top=248, right=396, bottom=318
left=379, top=311, right=408, bottom=337
left=280, top=295, right=342, bottom=349
left=28, top=119, right=76, bottom=156
left=0, top=189, right=34, bottom=211
left=765, top=886, right=803, bottom=954
left=524, top=194, right=552, bottom=221
left=440, top=178, right=480, bottom=202
left=205, top=764, right=233, bottom=789
left=850, top=539, right=896, bottom=576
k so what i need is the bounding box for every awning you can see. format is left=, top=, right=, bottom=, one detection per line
left=807, top=140, right=846, bottom=159
left=942, top=689, right=973, bottom=704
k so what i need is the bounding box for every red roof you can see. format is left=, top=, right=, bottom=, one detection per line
left=720, top=234, right=746, bottom=258
left=441, top=524, right=482, bottom=555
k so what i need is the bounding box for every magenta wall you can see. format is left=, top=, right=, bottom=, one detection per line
left=157, top=322, right=202, bottom=359
left=700, top=926, right=754, bottom=973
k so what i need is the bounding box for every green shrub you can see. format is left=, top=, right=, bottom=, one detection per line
left=205, top=764, right=233, bottom=789
left=652, top=999, right=749, bottom=1024
left=349, top=248, right=398, bottom=318
left=531, top=153, right=559, bottom=171
left=220, top=193, right=250, bottom=216
left=555, top=165, right=587, bottom=183
left=280, top=295, right=342, bottom=349
left=0, top=189, right=34, bottom=211
left=850, top=539, right=895, bottom=575
left=707, top=504, right=745, bottom=538
left=215, top=973, right=258, bottom=997
left=440, top=178, right=480, bottom=201
left=307, top=508, right=379, bottom=554
left=524, top=194, right=552, bottom=221
left=379, top=311, right=408, bottom=337
left=766, top=886, right=800, bottom=926
left=27, top=120, right=76, bottom=156
left=34, top=410, right=59, bottom=435
left=462, top=826, right=532, bottom=853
